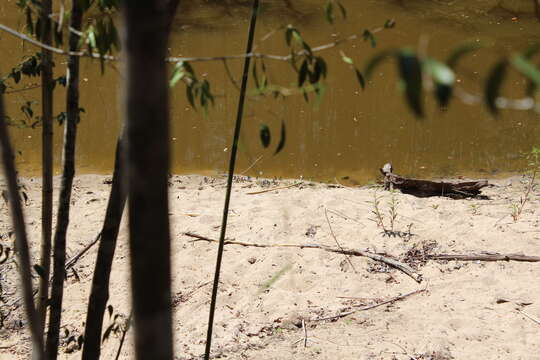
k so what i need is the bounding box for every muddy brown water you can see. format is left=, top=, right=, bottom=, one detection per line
left=1, top=0, right=539, bottom=184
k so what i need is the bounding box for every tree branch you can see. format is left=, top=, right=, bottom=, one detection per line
left=183, top=232, right=423, bottom=283
left=0, top=22, right=388, bottom=64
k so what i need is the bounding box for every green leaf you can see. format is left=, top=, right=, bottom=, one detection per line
left=260, top=124, right=271, bottom=148
left=384, top=19, right=396, bottom=28
left=252, top=61, right=260, bottom=89
left=35, top=17, right=42, bottom=41
left=424, top=58, right=455, bottom=108
left=298, top=60, right=308, bottom=87
left=311, top=57, right=327, bottom=82
left=446, top=42, right=483, bottom=70
left=169, top=68, right=184, bottom=88
left=186, top=85, right=195, bottom=108
left=12, top=70, right=21, bottom=84
left=341, top=54, right=354, bottom=65
left=398, top=50, right=424, bottom=118
left=54, top=28, right=63, bottom=47
left=274, top=121, right=286, bottom=155
left=523, top=42, right=540, bottom=59
left=325, top=1, right=334, bottom=24
left=364, top=50, right=396, bottom=79
left=313, top=82, right=327, bottom=107
left=302, top=87, right=309, bottom=103
left=511, top=55, right=540, bottom=88
left=202, top=80, right=214, bottom=105
left=337, top=2, right=347, bottom=20
left=434, top=84, right=453, bottom=109
left=362, top=30, right=376, bottom=48
left=25, top=7, right=33, bottom=35
left=317, top=57, right=327, bottom=78
left=484, top=60, right=508, bottom=115
left=355, top=68, right=365, bottom=90
left=285, top=26, right=295, bottom=47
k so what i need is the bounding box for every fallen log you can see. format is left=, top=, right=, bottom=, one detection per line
left=380, top=163, right=488, bottom=199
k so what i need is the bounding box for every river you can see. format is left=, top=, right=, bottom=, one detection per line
left=1, top=0, right=539, bottom=184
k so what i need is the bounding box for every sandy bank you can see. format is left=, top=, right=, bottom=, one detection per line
left=1, top=173, right=539, bottom=359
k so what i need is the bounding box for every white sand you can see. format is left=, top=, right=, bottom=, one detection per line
left=1, top=174, right=539, bottom=359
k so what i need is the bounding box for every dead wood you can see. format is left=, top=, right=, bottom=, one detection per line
left=183, top=232, right=422, bottom=283
left=312, top=288, right=426, bottom=321
left=428, top=253, right=540, bottom=262
left=380, top=163, right=488, bottom=199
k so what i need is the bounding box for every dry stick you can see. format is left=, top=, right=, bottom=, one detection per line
left=246, top=182, right=301, bottom=195
left=388, top=342, right=419, bottom=360
left=428, top=253, right=540, bottom=262
left=303, top=319, right=307, bottom=348
left=183, top=232, right=422, bottom=283
left=0, top=82, right=44, bottom=359
left=326, top=208, right=364, bottom=226
left=324, top=207, right=358, bottom=274
left=312, top=288, right=426, bottom=322
left=291, top=319, right=318, bottom=347
left=0, top=21, right=389, bottom=64
left=517, top=309, right=540, bottom=327
left=8, top=232, right=101, bottom=310
left=65, top=232, right=101, bottom=270
left=204, top=2, right=260, bottom=359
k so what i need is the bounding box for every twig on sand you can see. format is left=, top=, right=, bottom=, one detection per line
left=183, top=232, right=423, bottom=283
left=428, top=253, right=540, bottom=262
left=324, top=207, right=358, bottom=274
left=517, top=309, right=540, bottom=327
left=65, top=232, right=102, bottom=269
left=292, top=319, right=316, bottom=348
left=312, top=287, right=427, bottom=322
left=246, top=182, right=301, bottom=195
left=8, top=232, right=102, bottom=309
left=387, top=342, right=419, bottom=360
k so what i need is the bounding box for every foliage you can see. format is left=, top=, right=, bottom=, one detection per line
left=511, top=147, right=540, bottom=222
left=365, top=41, right=540, bottom=117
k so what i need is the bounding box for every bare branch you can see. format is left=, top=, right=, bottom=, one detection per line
left=183, top=232, right=423, bottom=283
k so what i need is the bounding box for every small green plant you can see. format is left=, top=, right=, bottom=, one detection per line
left=387, top=190, right=399, bottom=232
left=370, top=191, right=387, bottom=232
left=510, top=147, right=539, bottom=222
left=369, top=190, right=413, bottom=239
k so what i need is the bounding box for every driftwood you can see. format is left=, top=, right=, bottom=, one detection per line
left=428, top=253, right=540, bottom=262
left=183, top=232, right=423, bottom=283
left=380, top=163, right=488, bottom=199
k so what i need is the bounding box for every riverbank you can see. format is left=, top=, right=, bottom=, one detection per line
left=1, top=173, right=540, bottom=359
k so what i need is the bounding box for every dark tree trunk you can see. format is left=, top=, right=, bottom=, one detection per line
left=0, top=91, right=44, bottom=358
left=45, top=1, right=83, bottom=358
left=121, top=1, right=179, bottom=358
left=37, top=0, right=54, bottom=345
left=81, top=137, right=127, bottom=360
